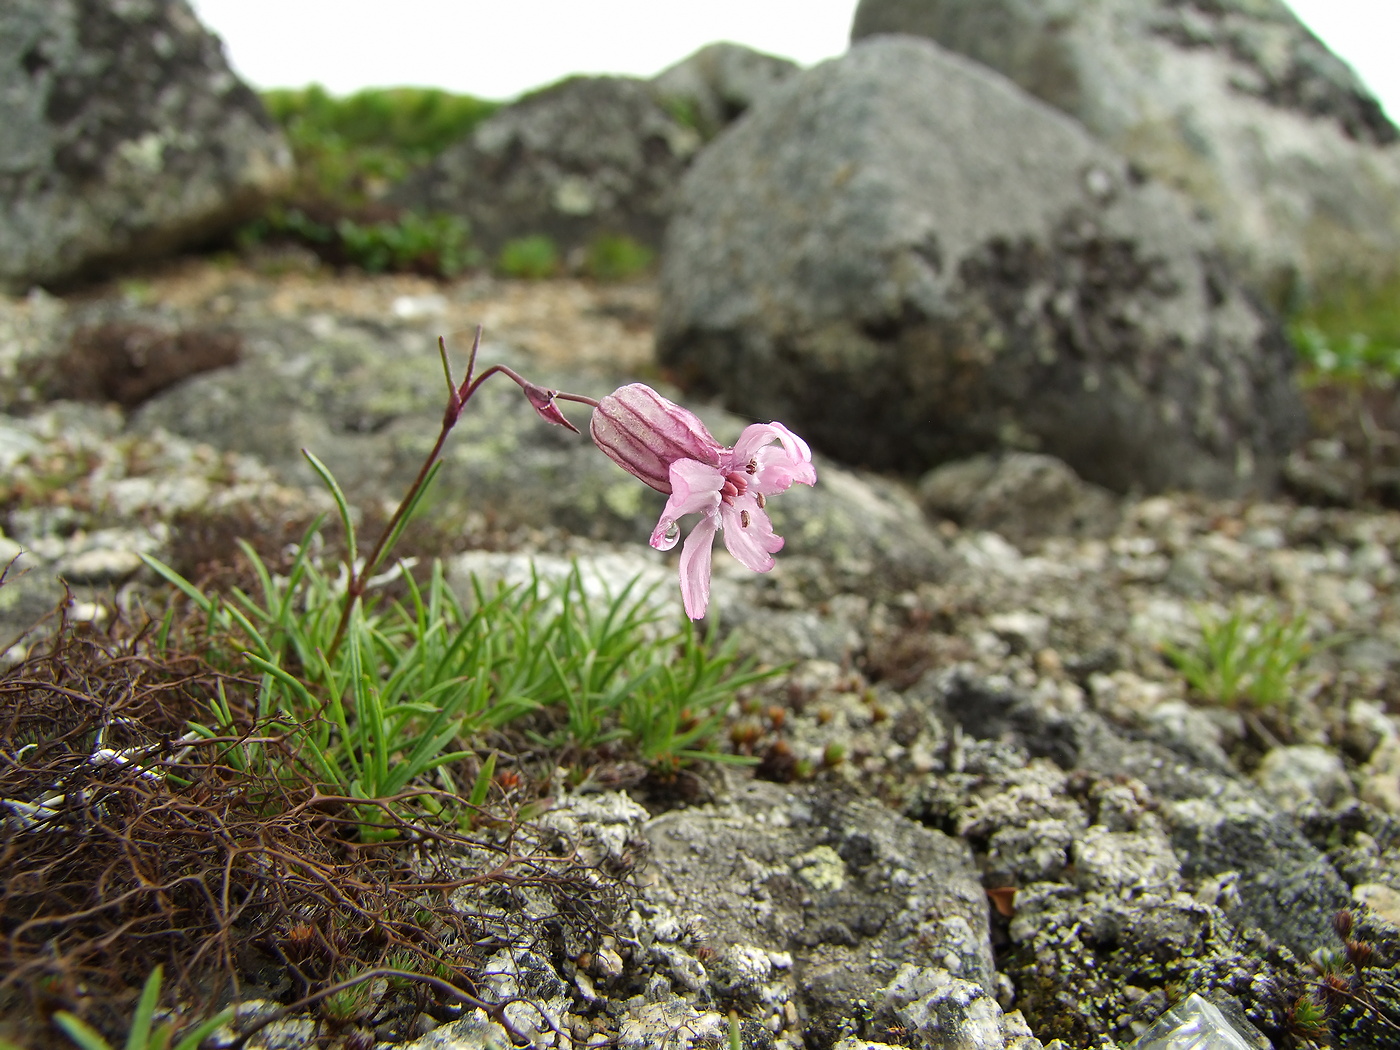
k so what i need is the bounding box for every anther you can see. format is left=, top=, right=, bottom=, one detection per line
left=741, top=510, right=752, bottom=527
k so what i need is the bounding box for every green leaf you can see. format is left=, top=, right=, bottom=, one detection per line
left=170, top=1010, right=237, bottom=1050
left=54, top=1014, right=112, bottom=1050
left=125, top=965, right=163, bottom=1050
left=468, top=751, right=497, bottom=809
left=137, top=554, right=214, bottom=615
left=302, top=449, right=357, bottom=566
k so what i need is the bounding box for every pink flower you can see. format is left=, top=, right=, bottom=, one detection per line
left=591, top=384, right=816, bottom=619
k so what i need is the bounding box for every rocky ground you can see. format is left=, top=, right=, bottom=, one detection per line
left=3, top=257, right=1400, bottom=1049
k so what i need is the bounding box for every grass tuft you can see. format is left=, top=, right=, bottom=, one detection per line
left=1160, top=602, right=1331, bottom=707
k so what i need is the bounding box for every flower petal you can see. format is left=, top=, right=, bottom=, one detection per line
left=590, top=384, right=723, bottom=493
left=678, top=512, right=719, bottom=620
left=650, top=459, right=724, bottom=550
left=731, top=422, right=817, bottom=493
left=719, top=499, right=783, bottom=573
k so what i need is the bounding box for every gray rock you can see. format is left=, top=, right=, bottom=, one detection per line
left=614, top=992, right=773, bottom=1050
left=873, top=964, right=1037, bottom=1050
left=920, top=670, right=1350, bottom=957
left=478, top=947, right=572, bottom=1047
left=396, top=1010, right=514, bottom=1050
left=850, top=0, right=1400, bottom=302
left=0, top=0, right=291, bottom=291
left=1284, top=438, right=1366, bottom=506
left=57, top=546, right=144, bottom=584
left=651, top=42, right=800, bottom=140
left=918, top=453, right=1121, bottom=547
left=391, top=75, right=699, bottom=258
left=1253, top=743, right=1354, bottom=813
left=657, top=37, right=1305, bottom=497
left=644, top=779, right=991, bottom=1044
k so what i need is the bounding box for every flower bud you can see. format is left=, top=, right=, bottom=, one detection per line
left=590, top=384, right=722, bottom=493
left=521, top=380, right=580, bottom=434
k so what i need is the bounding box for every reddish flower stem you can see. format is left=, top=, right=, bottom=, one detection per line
left=323, top=328, right=591, bottom=662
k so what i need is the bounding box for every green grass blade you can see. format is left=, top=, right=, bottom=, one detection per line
left=138, top=554, right=215, bottom=616
left=53, top=1013, right=112, bottom=1050
left=125, top=966, right=163, bottom=1050
left=468, top=752, right=497, bottom=809
left=302, top=448, right=357, bottom=566
left=170, top=1009, right=237, bottom=1050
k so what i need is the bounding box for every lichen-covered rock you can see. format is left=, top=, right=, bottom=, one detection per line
left=391, top=76, right=699, bottom=258
left=0, top=0, right=291, bottom=291
left=643, top=779, right=991, bottom=1046
left=657, top=37, right=1305, bottom=497
left=873, top=964, right=1041, bottom=1050
left=850, top=0, right=1400, bottom=302
left=910, top=669, right=1355, bottom=960
left=1253, top=743, right=1354, bottom=813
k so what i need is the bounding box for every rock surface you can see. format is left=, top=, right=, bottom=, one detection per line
left=657, top=36, right=1305, bottom=497
left=391, top=75, right=700, bottom=259
left=651, top=42, right=800, bottom=141
left=644, top=779, right=992, bottom=1041
left=849, top=0, right=1400, bottom=302
left=0, top=0, right=291, bottom=291
left=917, top=452, right=1121, bottom=548
left=4, top=261, right=1400, bottom=1048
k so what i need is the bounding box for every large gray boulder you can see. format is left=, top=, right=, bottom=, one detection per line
left=0, top=0, right=291, bottom=291
left=657, top=36, right=1306, bottom=497
left=391, top=76, right=700, bottom=259
left=850, top=0, right=1400, bottom=303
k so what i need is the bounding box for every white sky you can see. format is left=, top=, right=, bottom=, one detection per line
left=187, top=0, right=1400, bottom=121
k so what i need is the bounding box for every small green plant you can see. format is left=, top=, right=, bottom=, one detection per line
left=319, top=967, right=378, bottom=1024
left=261, top=84, right=499, bottom=206
left=660, top=96, right=704, bottom=134
left=335, top=211, right=477, bottom=275
left=143, top=333, right=767, bottom=838
left=239, top=206, right=476, bottom=277
left=497, top=235, right=560, bottom=279
left=53, top=966, right=234, bottom=1050
left=238, top=85, right=496, bottom=275
left=148, top=537, right=763, bottom=822
left=1288, top=273, right=1400, bottom=386
left=1160, top=602, right=1323, bottom=706
left=583, top=233, right=654, bottom=281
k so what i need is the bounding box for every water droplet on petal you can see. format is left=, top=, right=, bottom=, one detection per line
left=664, top=522, right=680, bottom=544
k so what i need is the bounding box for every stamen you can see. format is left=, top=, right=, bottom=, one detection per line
left=756, top=493, right=766, bottom=509
left=741, top=510, right=751, bottom=528
left=746, top=458, right=758, bottom=474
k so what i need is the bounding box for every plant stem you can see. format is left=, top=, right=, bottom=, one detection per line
left=324, top=329, right=482, bottom=663
left=323, top=328, right=594, bottom=663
